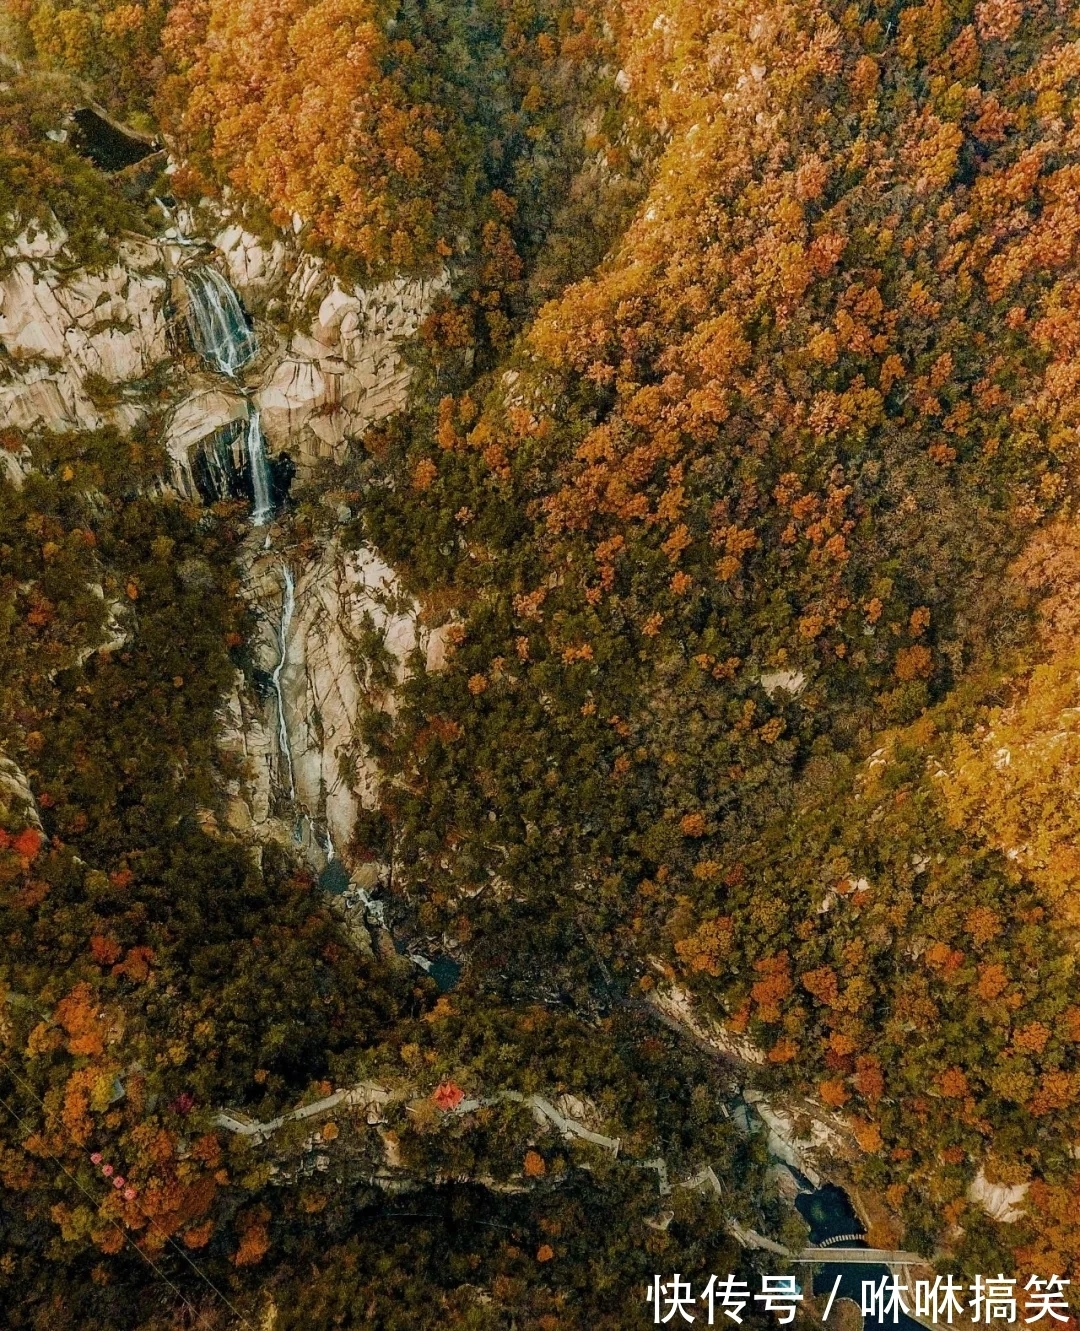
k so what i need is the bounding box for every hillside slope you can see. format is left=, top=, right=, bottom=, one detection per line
left=5, top=0, right=1080, bottom=1318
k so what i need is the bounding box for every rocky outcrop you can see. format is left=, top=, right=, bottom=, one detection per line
left=76, top=584, right=130, bottom=668
left=0, top=226, right=169, bottom=434
left=163, top=230, right=445, bottom=482
left=968, top=1165, right=1029, bottom=1224
left=215, top=669, right=281, bottom=843
left=740, top=1088, right=850, bottom=1190
left=0, top=437, right=33, bottom=487
left=647, top=981, right=766, bottom=1067
left=647, top=983, right=860, bottom=1191
left=254, top=267, right=448, bottom=466
left=1, top=193, right=446, bottom=503
left=0, top=752, right=43, bottom=830
left=1, top=198, right=451, bottom=885
left=214, top=223, right=287, bottom=304
left=760, top=668, right=805, bottom=697
left=165, top=383, right=249, bottom=496
left=225, top=536, right=457, bottom=872
left=264, top=540, right=432, bottom=855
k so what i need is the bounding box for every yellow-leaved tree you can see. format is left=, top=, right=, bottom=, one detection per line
left=160, top=0, right=450, bottom=270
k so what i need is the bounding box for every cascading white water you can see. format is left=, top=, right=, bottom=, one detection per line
left=181, top=267, right=295, bottom=810
left=183, top=264, right=277, bottom=523
left=271, top=563, right=296, bottom=800
left=184, top=264, right=258, bottom=377
left=246, top=410, right=274, bottom=527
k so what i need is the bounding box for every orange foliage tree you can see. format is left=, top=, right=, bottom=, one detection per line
left=160, top=0, right=447, bottom=270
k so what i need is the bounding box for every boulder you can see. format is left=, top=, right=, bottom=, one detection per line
left=165, top=386, right=250, bottom=495
left=215, top=223, right=287, bottom=301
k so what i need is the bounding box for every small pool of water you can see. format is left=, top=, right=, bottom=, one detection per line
left=428, top=955, right=462, bottom=992
left=72, top=108, right=158, bottom=172
left=796, top=1183, right=865, bottom=1244
left=318, top=859, right=350, bottom=895
left=391, top=937, right=462, bottom=991
left=796, top=1184, right=923, bottom=1331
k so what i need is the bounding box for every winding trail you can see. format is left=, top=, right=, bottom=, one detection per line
left=212, top=1083, right=620, bottom=1154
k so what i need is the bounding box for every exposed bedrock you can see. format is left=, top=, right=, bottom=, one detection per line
left=1, top=202, right=445, bottom=488
left=232, top=540, right=453, bottom=866
left=0, top=225, right=168, bottom=434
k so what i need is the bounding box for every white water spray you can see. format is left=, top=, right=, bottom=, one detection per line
left=184, top=264, right=258, bottom=378
left=271, top=564, right=296, bottom=800
left=321, top=825, right=336, bottom=862
left=247, top=410, right=274, bottom=527
left=183, top=264, right=277, bottom=526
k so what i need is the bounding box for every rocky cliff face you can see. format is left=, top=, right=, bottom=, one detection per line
left=251, top=252, right=447, bottom=464
left=227, top=540, right=451, bottom=870
left=3, top=191, right=449, bottom=885
left=2, top=197, right=444, bottom=474
left=0, top=223, right=168, bottom=434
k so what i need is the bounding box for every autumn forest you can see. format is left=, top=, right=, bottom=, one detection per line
left=3, top=0, right=1080, bottom=1323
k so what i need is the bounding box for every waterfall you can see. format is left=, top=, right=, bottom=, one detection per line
left=246, top=410, right=274, bottom=526
left=271, top=564, right=296, bottom=800
left=184, top=264, right=258, bottom=377
left=182, top=264, right=279, bottom=524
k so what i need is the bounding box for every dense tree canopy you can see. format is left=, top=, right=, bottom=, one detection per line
left=8, top=0, right=1080, bottom=1315
left=344, top=0, right=1080, bottom=1289
left=157, top=0, right=621, bottom=280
